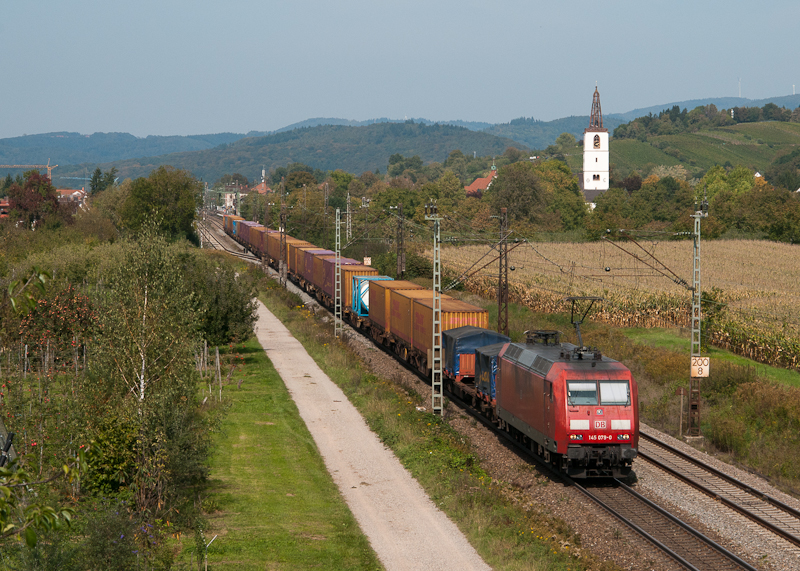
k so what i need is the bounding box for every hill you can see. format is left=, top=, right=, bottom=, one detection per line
left=483, top=115, right=626, bottom=150
left=262, top=117, right=493, bottom=135
left=607, top=121, right=800, bottom=178
left=55, top=122, right=526, bottom=183
left=0, top=131, right=245, bottom=167
left=611, top=94, right=800, bottom=122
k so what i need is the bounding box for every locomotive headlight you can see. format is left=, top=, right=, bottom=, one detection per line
left=569, top=434, right=583, bottom=441
left=617, top=434, right=630, bottom=441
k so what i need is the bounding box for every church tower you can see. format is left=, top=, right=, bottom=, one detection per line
left=582, top=87, right=609, bottom=193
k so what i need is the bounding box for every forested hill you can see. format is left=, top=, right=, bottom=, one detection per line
left=484, top=115, right=626, bottom=150
left=0, top=131, right=244, bottom=165
left=57, top=122, right=525, bottom=182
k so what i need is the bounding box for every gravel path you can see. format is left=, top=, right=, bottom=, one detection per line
left=254, top=301, right=491, bottom=571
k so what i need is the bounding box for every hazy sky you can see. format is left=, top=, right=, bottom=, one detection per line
left=2, top=1, right=797, bottom=139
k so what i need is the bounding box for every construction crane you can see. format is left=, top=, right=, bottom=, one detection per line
left=0, top=159, right=58, bottom=180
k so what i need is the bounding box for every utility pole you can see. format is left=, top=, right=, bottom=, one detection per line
left=324, top=182, right=329, bottom=248
left=425, top=201, right=443, bottom=415
left=279, top=178, right=287, bottom=287
left=688, top=189, right=709, bottom=437
left=498, top=208, right=509, bottom=336
left=334, top=208, right=344, bottom=339
left=396, top=203, right=405, bottom=279
left=346, top=192, right=352, bottom=240
left=302, top=184, right=308, bottom=240
left=361, top=196, right=370, bottom=262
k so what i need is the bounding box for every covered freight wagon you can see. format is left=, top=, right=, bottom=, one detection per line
left=301, top=249, right=334, bottom=283
left=389, top=289, right=456, bottom=348
left=369, top=280, right=425, bottom=333
left=223, top=214, right=244, bottom=233
left=411, top=298, right=488, bottom=357
left=311, top=255, right=360, bottom=294
left=320, top=263, right=378, bottom=308
left=475, top=342, right=507, bottom=402
left=443, top=326, right=510, bottom=382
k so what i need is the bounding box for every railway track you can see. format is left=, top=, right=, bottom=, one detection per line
left=639, top=432, right=800, bottom=550
left=198, top=214, right=260, bottom=261
left=444, top=388, right=760, bottom=571
left=576, top=479, right=757, bottom=571
left=199, top=212, right=768, bottom=570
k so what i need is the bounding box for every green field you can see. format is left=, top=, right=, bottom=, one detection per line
left=622, top=327, right=800, bottom=389
left=609, top=121, right=800, bottom=175
left=196, top=338, right=382, bottom=570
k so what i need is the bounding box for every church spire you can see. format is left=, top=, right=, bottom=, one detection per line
left=589, top=87, right=603, bottom=129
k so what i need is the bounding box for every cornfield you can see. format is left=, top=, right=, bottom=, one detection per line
left=435, top=239, right=800, bottom=369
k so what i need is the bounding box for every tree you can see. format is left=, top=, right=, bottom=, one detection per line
left=95, top=222, right=198, bottom=403
left=118, top=166, right=202, bottom=241
left=285, top=171, right=317, bottom=192
left=7, top=171, right=60, bottom=228
left=89, top=167, right=118, bottom=194
left=486, top=161, right=544, bottom=227
left=555, top=132, right=577, bottom=151
left=213, top=173, right=249, bottom=190
left=184, top=252, right=257, bottom=345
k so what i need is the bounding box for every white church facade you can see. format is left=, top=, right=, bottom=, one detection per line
left=580, top=87, right=609, bottom=203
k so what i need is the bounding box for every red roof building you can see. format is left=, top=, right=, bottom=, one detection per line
left=57, top=188, right=87, bottom=205
left=250, top=180, right=272, bottom=194
left=464, top=167, right=497, bottom=198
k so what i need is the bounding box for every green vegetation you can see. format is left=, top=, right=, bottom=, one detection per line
left=200, top=336, right=381, bottom=570
left=0, top=169, right=258, bottom=568
left=622, top=327, right=800, bottom=389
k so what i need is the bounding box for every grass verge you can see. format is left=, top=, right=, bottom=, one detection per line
left=254, top=276, right=621, bottom=571
left=621, top=327, right=800, bottom=389
left=180, top=334, right=382, bottom=570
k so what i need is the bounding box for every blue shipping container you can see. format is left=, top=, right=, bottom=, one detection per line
left=475, top=342, right=508, bottom=400
left=443, top=326, right=510, bottom=379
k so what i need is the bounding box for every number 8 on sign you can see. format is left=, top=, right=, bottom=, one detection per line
left=691, top=356, right=710, bottom=378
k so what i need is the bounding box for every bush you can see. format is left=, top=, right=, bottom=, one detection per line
left=706, top=413, right=748, bottom=456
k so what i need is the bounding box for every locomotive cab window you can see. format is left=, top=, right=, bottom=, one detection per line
left=600, top=381, right=630, bottom=405
left=567, top=381, right=598, bottom=405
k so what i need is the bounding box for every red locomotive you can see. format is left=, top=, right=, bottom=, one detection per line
left=495, top=328, right=638, bottom=478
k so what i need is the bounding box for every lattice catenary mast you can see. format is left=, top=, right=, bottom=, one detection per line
left=334, top=208, right=344, bottom=339
left=689, top=191, right=709, bottom=437
left=425, top=201, right=443, bottom=415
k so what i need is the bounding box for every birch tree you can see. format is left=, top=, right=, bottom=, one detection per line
left=96, top=222, right=198, bottom=402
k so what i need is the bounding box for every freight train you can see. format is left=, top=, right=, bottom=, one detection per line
left=222, top=213, right=638, bottom=478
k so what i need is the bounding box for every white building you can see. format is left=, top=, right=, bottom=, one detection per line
left=581, top=87, right=609, bottom=201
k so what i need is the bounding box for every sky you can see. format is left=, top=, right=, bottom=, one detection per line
left=1, top=1, right=798, bottom=139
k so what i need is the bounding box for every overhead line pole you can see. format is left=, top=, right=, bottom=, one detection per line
left=498, top=208, right=509, bottom=336
left=335, top=208, right=344, bottom=339
left=279, top=178, right=287, bottom=287
left=397, top=203, right=405, bottom=279
left=689, top=191, right=709, bottom=438
left=425, top=201, right=443, bottom=415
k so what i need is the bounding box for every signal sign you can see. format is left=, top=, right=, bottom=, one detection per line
left=691, top=356, right=710, bottom=378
